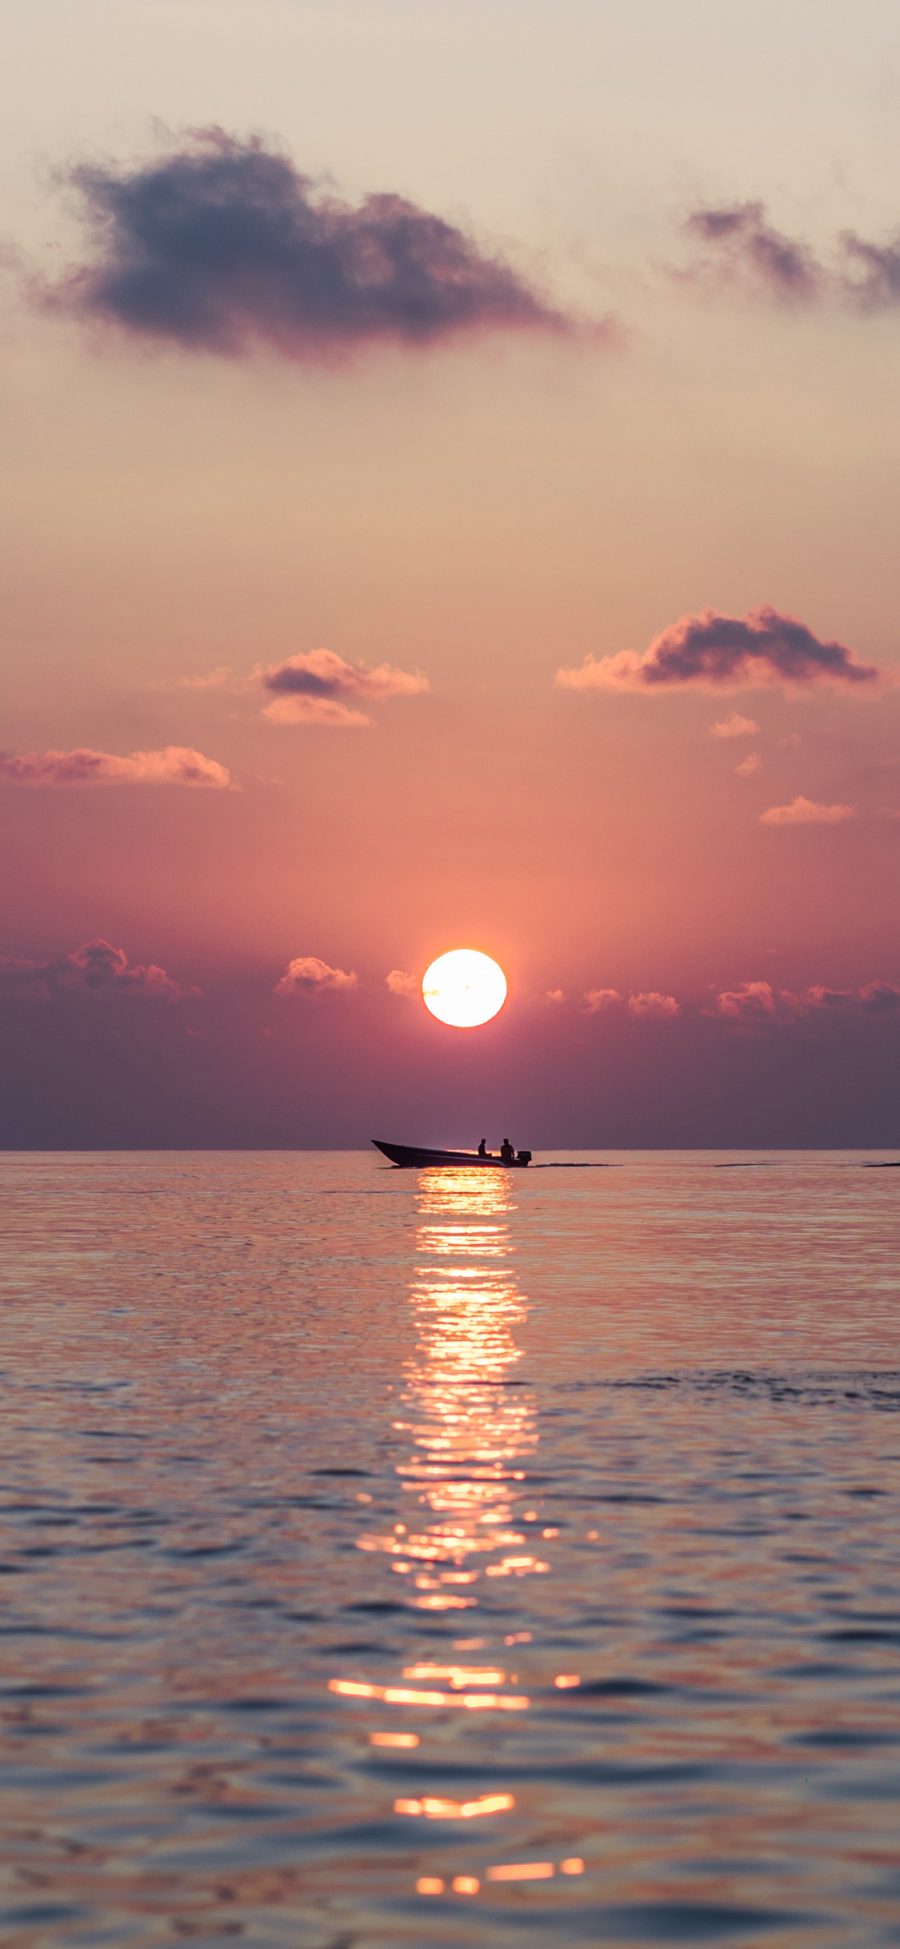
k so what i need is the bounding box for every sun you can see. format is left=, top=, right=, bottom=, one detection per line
left=422, top=948, right=508, bottom=1029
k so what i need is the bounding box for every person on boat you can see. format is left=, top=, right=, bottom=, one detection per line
left=500, top=1136, right=515, bottom=1162
left=477, top=1138, right=487, bottom=1156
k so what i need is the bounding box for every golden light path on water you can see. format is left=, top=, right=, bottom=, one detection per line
left=328, top=1167, right=585, bottom=1899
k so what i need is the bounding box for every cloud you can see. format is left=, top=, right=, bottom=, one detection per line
left=713, top=980, right=778, bottom=1021
left=170, top=666, right=233, bottom=691
left=0, top=938, right=197, bottom=1002
left=713, top=978, right=900, bottom=1022
left=735, top=752, right=762, bottom=778
left=49, top=129, right=577, bottom=358
left=274, top=955, right=358, bottom=997
left=556, top=607, right=879, bottom=695
left=772, top=984, right=850, bottom=1016
left=386, top=968, right=420, bottom=999
left=627, top=991, right=680, bottom=1019
left=545, top=987, right=566, bottom=1004
left=840, top=230, right=900, bottom=308
left=0, top=746, right=233, bottom=788
left=760, top=796, right=857, bottom=826
left=263, top=696, right=372, bottom=728
left=259, top=648, right=429, bottom=726
left=684, top=203, right=823, bottom=301
left=583, top=987, right=622, bottom=1012
left=711, top=712, right=758, bottom=739
left=858, top=980, right=900, bottom=1014
left=683, top=201, right=900, bottom=315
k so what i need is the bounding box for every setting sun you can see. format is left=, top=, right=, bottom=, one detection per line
left=421, top=949, right=508, bottom=1029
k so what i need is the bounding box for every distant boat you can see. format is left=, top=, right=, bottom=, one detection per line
left=372, top=1140, right=532, bottom=1169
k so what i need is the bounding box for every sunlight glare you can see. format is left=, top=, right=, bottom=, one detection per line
left=422, top=948, right=508, bottom=1028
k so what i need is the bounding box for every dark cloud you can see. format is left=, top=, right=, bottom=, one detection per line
left=858, top=980, right=900, bottom=1014
left=259, top=648, right=428, bottom=725
left=685, top=202, right=823, bottom=300
left=840, top=231, right=900, bottom=307
left=0, top=939, right=197, bottom=1002
left=49, top=130, right=576, bottom=357
left=0, top=746, right=232, bottom=788
left=556, top=606, right=879, bottom=693
left=685, top=201, right=900, bottom=314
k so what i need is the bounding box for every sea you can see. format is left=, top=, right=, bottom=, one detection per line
left=1, top=1150, right=899, bottom=1948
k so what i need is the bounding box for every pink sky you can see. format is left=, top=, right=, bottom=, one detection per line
left=2, top=1, right=899, bottom=1144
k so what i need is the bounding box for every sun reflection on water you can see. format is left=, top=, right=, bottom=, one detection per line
left=329, top=1167, right=581, bottom=1891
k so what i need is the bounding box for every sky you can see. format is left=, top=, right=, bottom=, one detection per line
left=2, top=0, right=900, bottom=1147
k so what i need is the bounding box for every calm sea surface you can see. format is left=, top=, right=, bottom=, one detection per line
left=1, top=1151, right=899, bottom=1948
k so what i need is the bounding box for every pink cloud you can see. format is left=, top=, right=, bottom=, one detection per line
left=711, top=712, right=759, bottom=738
left=859, top=980, right=900, bottom=1013
left=735, top=752, right=762, bottom=778
left=386, top=968, right=420, bottom=999
left=760, top=796, right=857, bottom=826
left=556, top=607, right=878, bottom=695
left=0, top=746, right=233, bottom=788
left=627, top=991, right=680, bottom=1019
left=0, top=939, right=197, bottom=1002
left=583, top=987, right=622, bottom=1012
left=780, top=984, right=854, bottom=1013
left=545, top=987, right=566, bottom=1004
left=274, top=955, right=358, bottom=997
left=713, top=979, right=900, bottom=1022
left=260, top=648, right=428, bottom=727
left=713, top=980, right=778, bottom=1020
left=263, top=696, right=373, bottom=728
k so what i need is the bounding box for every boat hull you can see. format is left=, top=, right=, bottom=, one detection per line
left=372, top=1140, right=532, bottom=1169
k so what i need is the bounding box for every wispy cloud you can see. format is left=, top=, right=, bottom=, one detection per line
left=760, top=796, right=857, bottom=826
left=259, top=648, right=429, bottom=727
left=169, top=667, right=234, bottom=692
left=0, top=939, right=197, bottom=1002
left=683, top=200, right=900, bottom=314
left=48, top=129, right=581, bottom=359
left=735, top=751, right=762, bottom=778
left=0, top=746, right=233, bottom=788
left=556, top=607, right=879, bottom=695
left=274, top=955, right=358, bottom=997
left=840, top=231, right=900, bottom=309
left=684, top=202, right=823, bottom=302
left=711, top=712, right=758, bottom=739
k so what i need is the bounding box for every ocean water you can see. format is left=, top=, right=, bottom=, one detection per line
left=1, top=1151, right=899, bottom=1949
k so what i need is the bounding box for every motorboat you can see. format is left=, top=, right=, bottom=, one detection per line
left=372, top=1140, right=532, bottom=1169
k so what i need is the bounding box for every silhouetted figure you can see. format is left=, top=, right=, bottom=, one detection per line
left=500, top=1136, right=515, bottom=1163
left=477, top=1138, right=487, bottom=1157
